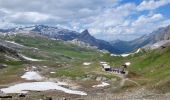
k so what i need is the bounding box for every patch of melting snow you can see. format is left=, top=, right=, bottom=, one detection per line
left=0, top=82, right=87, bottom=95
left=125, top=62, right=131, bottom=66
left=21, top=71, right=44, bottom=81
left=50, top=72, right=56, bottom=74
left=110, top=54, right=121, bottom=57
left=43, top=66, right=47, bottom=68
left=135, top=48, right=141, bottom=53
left=20, top=54, right=43, bottom=61
left=83, top=62, right=91, bottom=66
left=111, top=48, right=141, bottom=57
left=6, top=41, right=25, bottom=47
left=121, top=48, right=141, bottom=57
left=92, top=82, right=110, bottom=88
left=33, top=47, right=39, bottom=50
left=32, top=66, right=37, bottom=69
left=57, top=81, right=68, bottom=86
left=121, top=54, right=131, bottom=57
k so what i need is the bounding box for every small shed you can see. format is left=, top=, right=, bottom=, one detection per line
left=122, top=62, right=131, bottom=68
left=111, top=68, right=126, bottom=74
left=102, top=64, right=111, bottom=71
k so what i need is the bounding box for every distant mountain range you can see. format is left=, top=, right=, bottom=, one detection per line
left=111, top=25, right=170, bottom=52
left=0, top=25, right=170, bottom=54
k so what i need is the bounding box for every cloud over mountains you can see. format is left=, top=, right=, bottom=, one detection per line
left=0, top=0, right=170, bottom=40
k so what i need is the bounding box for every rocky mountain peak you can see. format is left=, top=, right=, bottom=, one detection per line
left=81, top=29, right=90, bottom=36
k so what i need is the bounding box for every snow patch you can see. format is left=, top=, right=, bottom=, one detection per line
left=20, top=54, right=43, bottom=61
left=111, top=48, right=141, bottom=57
left=32, top=66, right=37, bottom=69
left=92, top=82, right=110, bottom=88
left=83, top=62, right=91, bottom=66
left=121, top=48, right=141, bottom=57
left=50, top=72, right=56, bottom=74
left=21, top=71, right=44, bottom=81
left=43, top=66, right=47, bottom=68
left=110, top=54, right=121, bottom=57
left=57, top=81, right=68, bottom=86
left=125, top=62, right=131, bottom=66
left=135, top=48, right=141, bottom=53
left=6, top=41, right=25, bottom=47
left=33, top=47, right=39, bottom=50
left=0, top=82, right=87, bottom=95
left=121, top=54, right=131, bottom=57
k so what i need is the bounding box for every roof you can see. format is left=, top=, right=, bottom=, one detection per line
left=102, top=65, right=110, bottom=69
left=100, top=61, right=107, bottom=64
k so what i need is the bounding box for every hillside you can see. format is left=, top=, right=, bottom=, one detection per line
left=0, top=33, right=170, bottom=99
left=115, top=43, right=170, bottom=91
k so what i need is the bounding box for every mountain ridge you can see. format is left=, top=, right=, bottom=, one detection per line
left=0, top=24, right=170, bottom=54
left=110, top=25, right=170, bottom=52
left=0, top=25, right=122, bottom=54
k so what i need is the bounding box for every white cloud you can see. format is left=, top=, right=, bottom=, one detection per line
left=0, top=0, right=118, bottom=27
left=6, top=12, right=61, bottom=24
left=126, top=13, right=168, bottom=37
left=92, top=13, right=167, bottom=40
left=137, top=0, right=170, bottom=11
left=0, top=0, right=170, bottom=41
left=159, top=19, right=170, bottom=27
left=132, top=14, right=163, bottom=26
left=84, top=3, right=136, bottom=35
left=0, top=0, right=118, bottom=21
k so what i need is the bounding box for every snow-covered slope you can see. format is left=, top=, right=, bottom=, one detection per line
left=0, top=82, right=87, bottom=95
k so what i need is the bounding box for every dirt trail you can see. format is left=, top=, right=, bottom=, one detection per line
left=112, top=72, right=140, bottom=87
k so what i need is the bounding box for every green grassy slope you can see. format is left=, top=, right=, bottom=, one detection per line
left=1, top=34, right=170, bottom=92
left=0, top=35, right=105, bottom=81
left=129, top=47, right=170, bottom=92
left=3, top=35, right=99, bottom=61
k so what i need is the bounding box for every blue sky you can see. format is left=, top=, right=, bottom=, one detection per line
left=0, top=0, right=170, bottom=41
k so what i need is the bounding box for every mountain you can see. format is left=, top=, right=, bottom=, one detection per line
left=13, top=25, right=80, bottom=41
left=1, top=25, right=170, bottom=54
left=110, top=25, right=170, bottom=52
left=110, top=35, right=151, bottom=53
left=150, top=25, right=170, bottom=42
left=77, top=29, right=120, bottom=53
left=0, top=25, right=121, bottom=54
left=31, top=25, right=80, bottom=41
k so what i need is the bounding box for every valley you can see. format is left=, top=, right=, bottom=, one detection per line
left=0, top=29, right=170, bottom=99
left=0, top=0, right=170, bottom=99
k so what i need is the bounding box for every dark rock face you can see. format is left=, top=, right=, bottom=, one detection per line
left=77, top=29, right=120, bottom=54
